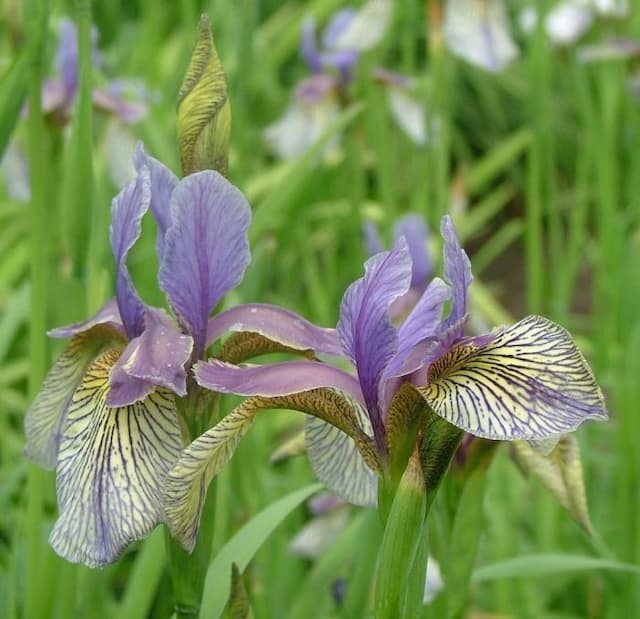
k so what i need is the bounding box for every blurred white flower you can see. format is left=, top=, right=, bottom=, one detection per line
left=424, top=556, right=444, bottom=604
left=330, top=0, right=392, bottom=52
left=444, top=0, right=519, bottom=73
left=1, top=141, right=30, bottom=202
left=288, top=506, right=350, bottom=558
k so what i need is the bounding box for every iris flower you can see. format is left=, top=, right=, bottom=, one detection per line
left=24, top=145, right=339, bottom=567
left=264, top=0, right=391, bottom=159
left=164, top=215, right=606, bottom=551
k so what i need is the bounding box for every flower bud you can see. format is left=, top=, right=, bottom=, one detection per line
left=177, top=14, right=231, bottom=176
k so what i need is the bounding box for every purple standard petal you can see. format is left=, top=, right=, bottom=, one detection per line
left=107, top=307, right=194, bottom=407
left=194, top=359, right=364, bottom=404
left=48, top=298, right=124, bottom=339
left=363, top=220, right=384, bottom=256
left=133, top=143, right=178, bottom=261
left=394, top=214, right=432, bottom=289
left=319, top=49, right=359, bottom=83
left=440, top=215, right=472, bottom=337
left=206, top=303, right=342, bottom=355
left=110, top=166, right=151, bottom=339
left=301, top=18, right=323, bottom=73
left=56, top=18, right=79, bottom=96
left=322, top=9, right=358, bottom=49
left=159, top=171, right=251, bottom=357
left=338, top=240, right=412, bottom=445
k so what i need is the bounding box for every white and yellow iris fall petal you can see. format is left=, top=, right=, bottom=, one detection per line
left=49, top=349, right=182, bottom=567
left=419, top=315, right=607, bottom=441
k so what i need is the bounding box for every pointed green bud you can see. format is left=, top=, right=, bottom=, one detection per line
left=178, top=14, right=231, bottom=176
left=225, top=563, right=254, bottom=619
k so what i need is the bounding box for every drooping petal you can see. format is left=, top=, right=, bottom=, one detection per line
left=48, top=298, right=124, bottom=339
left=133, top=143, right=178, bottom=260
left=107, top=307, right=194, bottom=407
left=92, top=88, right=147, bottom=124
left=511, top=435, right=593, bottom=533
left=387, top=88, right=427, bottom=146
left=110, top=166, right=151, bottom=339
left=194, top=359, right=364, bottom=404
left=24, top=327, right=124, bottom=469
left=159, top=171, right=251, bottom=356
left=50, top=350, right=183, bottom=567
left=206, top=303, right=342, bottom=355
left=306, top=394, right=378, bottom=507
left=418, top=315, right=607, bottom=440
left=338, top=239, right=412, bottom=436
left=394, top=214, right=432, bottom=289
left=165, top=388, right=379, bottom=550
left=440, top=215, right=472, bottom=337
left=444, top=0, right=519, bottom=73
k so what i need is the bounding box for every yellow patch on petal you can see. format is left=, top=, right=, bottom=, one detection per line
left=418, top=315, right=607, bottom=440
left=50, top=350, right=182, bottom=567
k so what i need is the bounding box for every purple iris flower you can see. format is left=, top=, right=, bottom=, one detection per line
left=37, top=17, right=146, bottom=123
left=24, top=144, right=340, bottom=567
left=163, top=215, right=606, bottom=550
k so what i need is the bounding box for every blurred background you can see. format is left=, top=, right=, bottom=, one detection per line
left=1, top=0, right=639, bottom=617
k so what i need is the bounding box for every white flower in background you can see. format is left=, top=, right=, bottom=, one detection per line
left=329, top=0, right=392, bottom=52
left=423, top=556, right=444, bottom=604
left=1, top=141, right=30, bottom=202
left=443, top=0, right=519, bottom=73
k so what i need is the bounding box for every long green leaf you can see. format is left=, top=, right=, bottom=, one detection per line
left=199, top=483, right=322, bottom=619
left=0, top=50, right=29, bottom=159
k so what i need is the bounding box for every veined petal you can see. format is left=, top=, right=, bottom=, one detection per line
left=338, top=239, right=412, bottom=434
left=444, top=0, right=519, bottom=73
left=50, top=350, right=182, bottom=567
left=418, top=315, right=607, bottom=440
left=194, top=359, right=364, bottom=404
left=511, top=435, right=593, bottom=532
left=133, top=143, right=178, bottom=260
left=159, top=171, right=251, bottom=356
left=206, top=303, right=342, bottom=355
left=440, top=215, right=472, bottom=337
left=165, top=388, right=379, bottom=550
left=48, top=297, right=124, bottom=339
left=107, top=307, right=194, bottom=407
left=24, top=327, right=124, bottom=469
left=306, top=391, right=378, bottom=507
left=110, top=166, right=151, bottom=338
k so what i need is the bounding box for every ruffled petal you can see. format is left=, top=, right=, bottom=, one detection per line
left=194, top=359, right=364, bottom=404
left=159, top=171, right=251, bottom=356
left=440, top=215, right=472, bottom=338
left=50, top=350, right=183, bottom=567
left=133, top=143, right=178, bottom=260
left=165, top=388, right=379, bottom=550
left=338, top=239, right=411, bottom=434
left=417, top=315, right=607, bottom=440
left=24, top=327, right=124, bottom=468
left=107, top=307, right=194, bottom=407
left=48, top=298, right=124, bottom=339
left=206, top=303, right=342, bottom=355
left=110, top=166, right=151, bottom=338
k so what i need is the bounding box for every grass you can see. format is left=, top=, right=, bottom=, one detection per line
left=1, top=0, right=639, bottom=617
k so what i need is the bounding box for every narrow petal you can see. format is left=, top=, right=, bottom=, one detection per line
left=92, top=88, right=148, bottom=124
left=363, top=221, right=384, bottom=256
left=194, top=359, right=364, bottom=404
left=511, top=435, right=593, bottom=532
left=206, top=303, right=342, bottom=355
left=55, top=18, right=79, bottom=96
left=108, top=307, right=194, bottom=407
left=48, top=298, right=124, bottom=339
left=440, top=215, right=472, bottom=337
left=133, top=143, right=178, bottom=260
left=159, top=171, right=251, bottom=356
left=306, top=405, right=378, bottom=506
left=50, top=350, right=183, bottom=567
left=418, top=315, right=607, bottom=440
left=338, top=240, right=411, bottom=436
left=301, top=18, right=323, bottom=73
left=24, top=328, right=123, bottom=468
left=322, top=9, right=357, bottom=49
left=394, top=214, right=432, bottom=289
left=444, top=0, right=519, bottom=72
left=110, top=166, right=151, bottom=338
left=165, top=388, right=379, bottom=550
left=387, top=88, right=427, bottom=146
